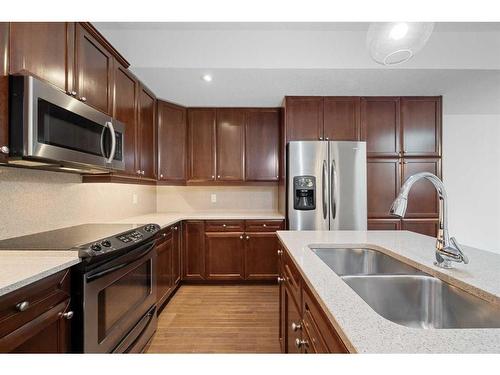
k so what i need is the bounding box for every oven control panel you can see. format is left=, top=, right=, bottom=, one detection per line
left=78, top=223, right=161, bottom=260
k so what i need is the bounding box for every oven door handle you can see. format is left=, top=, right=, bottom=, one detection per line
left=86, top=241, right=156, bottom=282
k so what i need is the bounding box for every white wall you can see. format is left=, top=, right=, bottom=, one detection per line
left=0, top=167, right=157, bottom=240
left=442, top=115, right=500, bottom=253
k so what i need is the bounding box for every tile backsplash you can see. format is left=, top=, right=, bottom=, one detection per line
left=0, top=167, right=156, bottom=240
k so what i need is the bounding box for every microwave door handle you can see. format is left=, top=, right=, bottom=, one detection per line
left=105, top=121, right=116, bottom=164
left=100, top=126, right=106, bottom=159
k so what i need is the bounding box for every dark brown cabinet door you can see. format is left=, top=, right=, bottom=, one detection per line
left=216, top=109, right=245, bottom=181
left=157, top=101, right=187, bottom=182
left=9, top=22, right=74, bottom=93
left=172, top=224, right=181, bottom=286
left=0, top=23, right=8, bottom=164
left=245, top=109, right=280, bottom=181
left=187, top=109, right=216, bottom=182
left=323, top=97, right=360, bottom=141
left=183, top=221, right=205, bottom=280
left=367, top=158, right=401, bottom=218
left=244, top=232, right=279, bottom=280
left=402, top=158, right=440, bottom=218
left=284, top=286, right=302, bottom=353
left=10, top=300, right=71, bottom=353
left=368, top=219, right=401, bottom=230
left=402, top=219, right=438, bottom=237
left=205, top=232, right=244, bottom=280
left=138, top=85, right=156, bottom=179
left=75, top=23, right=113, bottom=114
left=361, top=97, right=400, bottom=157
left=113, top=64, right=138, bottom=176
left=401, top=97, right=441, bottom=157
left=285, top=97, right=323, bottom=141
left=156, top=233, right=173, bottom=305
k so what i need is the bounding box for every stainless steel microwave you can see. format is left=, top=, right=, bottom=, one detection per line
left=8, top=75, right=125, bottom=173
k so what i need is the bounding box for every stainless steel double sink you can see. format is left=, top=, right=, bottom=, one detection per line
left=311, top=247, right=500, bottom=329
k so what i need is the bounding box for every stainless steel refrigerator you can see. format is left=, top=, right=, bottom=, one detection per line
left=287, top=141, right=367, bottom=231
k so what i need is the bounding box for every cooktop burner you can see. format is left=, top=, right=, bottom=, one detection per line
left=0, top=223, right=152, bottom=251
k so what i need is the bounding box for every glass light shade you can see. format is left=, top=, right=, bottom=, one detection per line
left=367, top=22, right=435, bottom=65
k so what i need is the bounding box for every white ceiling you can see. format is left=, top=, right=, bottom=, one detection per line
left=94, top=22, right=500, bottom=111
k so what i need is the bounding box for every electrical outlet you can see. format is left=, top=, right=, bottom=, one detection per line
left=132, top=193, right=138, bottom=205
left=211, top=193, right=217, bottom=203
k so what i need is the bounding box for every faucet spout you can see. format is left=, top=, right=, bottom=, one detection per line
left=390, top=172, right=468, bottom=269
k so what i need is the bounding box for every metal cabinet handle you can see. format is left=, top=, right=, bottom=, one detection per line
left=60, top=311, right=74, bottom=320
left=222, top=224, right=227, bottom=227
left=217, top=175, right=221, bottom=178
left=80, top=96, right=87, bottom=102
left=239, top=235, right=243, bottom=239
left=162, top=233, right=167, bottom=238
left=295, top=338, right=308, bottom=348
left=16, top=301, right=29, bottom=312
left=0, top=145, right=9, bottom=155
left=263, top=224, right=267, bottom=227
left=245, top=235, right=250, bottom=240
left=277, top=276, right=285, bottom=284
left=319, top=136, right=323, bottom=140
left=291, top=322, right=302, bottom=332
left=136, top=170, right=141, bottom=175
left=173, top=227, right=178, bottom=231
left=211, top=175, right=215, bottom=179
left=325, top=137, right=329, bottom=140
left=277, top=249, right=283, bottom=255
left=141, top=171, right=145, bottom=175
left=160, top=174, right=164, bottom=179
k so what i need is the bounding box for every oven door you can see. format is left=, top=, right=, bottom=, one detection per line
left=17, top=75, right=125, bottom=171
left=83, top=241, right=157, bottom=353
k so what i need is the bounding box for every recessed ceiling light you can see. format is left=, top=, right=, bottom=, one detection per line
left=389, top=23, right=409, bottom=40
left=202, top=74, right=213, bottom=82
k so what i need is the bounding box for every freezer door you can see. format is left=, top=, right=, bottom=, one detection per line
left=329, top=141, right=367, bottom=230
left=287, top=141, right=329, bottom=230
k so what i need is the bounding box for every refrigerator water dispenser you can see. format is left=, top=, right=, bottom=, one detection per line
left=293, top=176, right=316, bottom=210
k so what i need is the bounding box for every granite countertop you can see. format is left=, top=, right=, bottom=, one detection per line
left=0, top=251, right=80, bottom=297
left=0, top=210, right=284, bottom=297
left=276, top=230, right=500, bottom=353
left=113, top=210, right=285, bottom=228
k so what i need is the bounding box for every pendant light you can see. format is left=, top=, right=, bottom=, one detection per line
left=367, top=22, right=434, bottom=65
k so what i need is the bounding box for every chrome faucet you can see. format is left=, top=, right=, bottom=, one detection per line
left=390, top=172, right=469, bottom=269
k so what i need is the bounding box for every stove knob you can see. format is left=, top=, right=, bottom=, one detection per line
left=101, top=240, right=111, bottom=247
left=91, top=243, right=102, bottom=252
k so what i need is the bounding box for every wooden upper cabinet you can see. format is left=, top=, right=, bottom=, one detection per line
left=9, top=22, right=74, bottom=93
left=361, top=97, right=400, bottom=157
left=138, top=84, right=156, bottom=179
left=75, top=23, right=113, bottom=114
left=367, top=158, right=401, bottom=218
left=245, top=109, right=280, bottom=181
left=401, top=97, right=441, bottom=157
left=0, top=23, right=8, bottom=164
left=157, top=101, right=187, bottom=182
left=323, top=97, right=360, bottom=141
left=113, top=64, right=138, bottom=176
left=285, top=97, right=323, bottom=141
left=187, top=108, right=216, bottom=182
left=402, top=158, right=440, bottom=218
left=216, top=109, right=245, bottom=181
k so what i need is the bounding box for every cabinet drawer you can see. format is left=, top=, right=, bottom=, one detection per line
left=302, top=308, right=328, bottom=353
left=303, top=284, right=348, bottom=353
left=283, top=250, right=302, bottom=308
left=245, top=220, right=284, bottom=232
left=157, top=227, right=173, bottom=243
left=205, top=220, right=245, bottom=232
left=0, top=269, right=70, bottom=338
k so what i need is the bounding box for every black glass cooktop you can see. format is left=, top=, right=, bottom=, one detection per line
left=0, top=223, right=146, bottom=250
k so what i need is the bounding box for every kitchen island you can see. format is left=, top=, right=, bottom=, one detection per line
left=276, top=230, right=500, bottom=353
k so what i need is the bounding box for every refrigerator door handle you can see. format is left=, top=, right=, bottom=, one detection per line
left=331, top=160, right=337, bottom=220
left=322, top=160, right=328, bottom=220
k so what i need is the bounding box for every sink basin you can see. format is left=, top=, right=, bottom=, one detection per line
left=311, top=247, right=425, bottom=276
left=342, top=275, right=500, bottom=329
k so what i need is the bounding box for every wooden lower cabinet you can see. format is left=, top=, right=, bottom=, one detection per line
left=156, top=229, right=173, bottom=306
left=172, top=224, right=181, bottom=285
left=368, top=219, right=401, bottom=230
left=278, top=244, right=349, bottom=354
left=183, top=221, right=206, bottom=280
left=402, top=219, right=439, bottom=237
left=244, top=232, right=279, bottom=280
left=205, top=232, right=245, bottom=280
left=0, top=269, right=72, bottom=353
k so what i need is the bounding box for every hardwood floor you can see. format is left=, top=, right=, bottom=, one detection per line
left=147, top=285, right=280, bottom=353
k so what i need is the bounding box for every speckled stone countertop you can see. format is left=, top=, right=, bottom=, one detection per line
left=0, top=211, right=284, bottom=297
left=276, top=230, right=500, bottom=353
left=0, top=251, right=80, bottom=297
left=114, top=211, right=285, bottom=228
